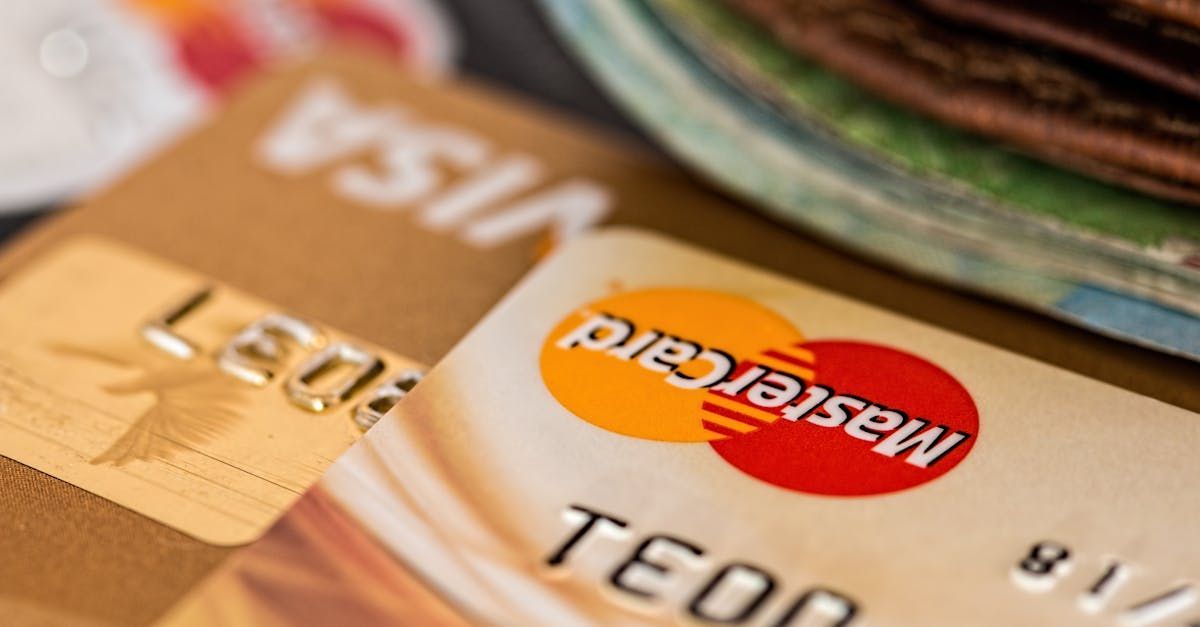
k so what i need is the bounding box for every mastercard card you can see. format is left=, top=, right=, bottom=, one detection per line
left=162, top=228, right=1200, bottom=626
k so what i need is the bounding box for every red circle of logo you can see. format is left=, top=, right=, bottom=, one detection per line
left=708, top=341, right=978, bottom=496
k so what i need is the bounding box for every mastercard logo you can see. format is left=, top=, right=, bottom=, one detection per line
left=540, top=289, right=978, bottom=496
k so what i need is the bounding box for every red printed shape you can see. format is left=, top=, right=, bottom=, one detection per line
left=709, top=341, right=978, bottom=496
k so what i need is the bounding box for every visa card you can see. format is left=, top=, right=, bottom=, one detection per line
left=0, top=237, right=425, bottom=546
left=162, top=229, right=1200, bottom=626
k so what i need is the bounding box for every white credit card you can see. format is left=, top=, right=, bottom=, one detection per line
left=163, top=228, right=1200, bottom=626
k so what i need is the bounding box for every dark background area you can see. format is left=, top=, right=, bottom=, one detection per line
left=0, top=0, right=643, bottom=242
left=439, top=0, right=646, bottom=139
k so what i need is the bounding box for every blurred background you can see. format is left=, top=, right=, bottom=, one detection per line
left=3, top=0, right=1199, bottom=364
left=0, top=0, right=634, bottom=233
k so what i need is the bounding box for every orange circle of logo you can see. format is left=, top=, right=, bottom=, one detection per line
left=539, top=288, right=805, bottom=442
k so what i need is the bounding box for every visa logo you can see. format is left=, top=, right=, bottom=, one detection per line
left=257, top=78, right=613, bottom=248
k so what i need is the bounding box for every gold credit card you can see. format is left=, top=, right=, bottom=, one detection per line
left=164, top=229, right=1200, bottom=626
left=0, top=237, right=422, bottom=546
left=0, top=46, right=1196, bottom=626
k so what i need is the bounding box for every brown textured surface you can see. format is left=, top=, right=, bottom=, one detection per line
left=914, top=0, right=1200, bottom=102
left=0, top=49, right=1197, bottom=627
left=1120, top=0, right=1200, bottom=28
left=0, top=458, right=230, bottom=627
left=729, top=0, right=1200, bottom=204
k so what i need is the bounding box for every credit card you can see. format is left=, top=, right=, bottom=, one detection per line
left=0, top=237, right=425, bottom=546
left=0, top=47, right=1195, bottom=626
left=0, top=0, right=454, bottom=213
left=163, top=228, right=1200, bottom=626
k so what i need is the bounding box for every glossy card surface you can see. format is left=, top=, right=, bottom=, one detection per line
left=165, top=229, right=1200, bottom=626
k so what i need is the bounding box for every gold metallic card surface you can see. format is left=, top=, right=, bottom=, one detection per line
left=0, top=237, right=421, bottom=545
left=164, top=229, right=1200, bottom=626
